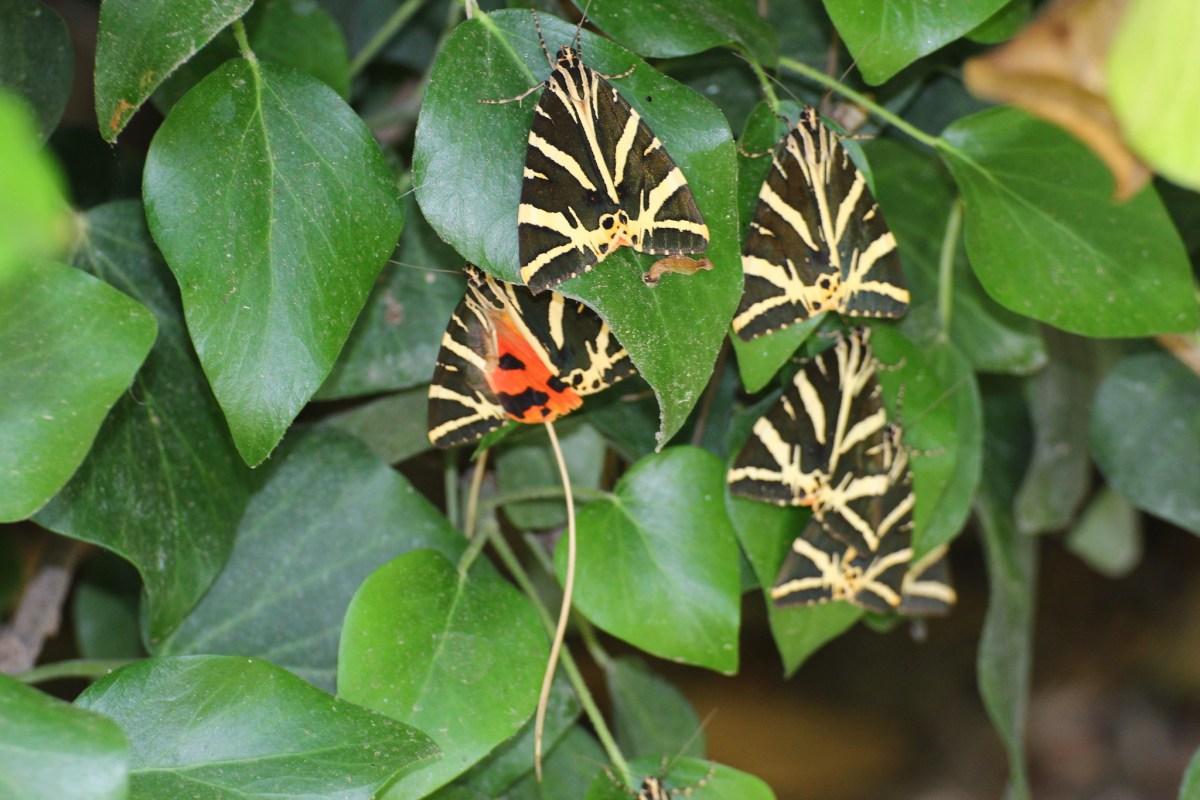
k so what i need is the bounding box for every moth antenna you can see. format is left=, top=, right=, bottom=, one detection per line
left=572, top=0, right=596, bottom=57
left=532, top=8, right=552, bottom=69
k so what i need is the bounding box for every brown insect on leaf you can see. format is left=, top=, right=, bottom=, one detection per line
left=642, top=256, right=714, bottom=287
left=963, top=0, right=1151, bottom=200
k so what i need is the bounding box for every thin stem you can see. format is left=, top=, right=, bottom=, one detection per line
left=777, top=55, right=941, bottom=150
left=745, top=54, right=780, bottom=114
left=15, top=659, right=134, bottom=684
left=485, top=528, right=631, bottom=784
left=444, top=450, right=461, bottom=530
left=534, top=421, right=575, bottom=781
left=938, top=198, right=964, bottom=339
left=576, top=618, right=613, bottom=671
left=349, top=0, right=427, bottom=77
left=464, top=448, right=490, bottom=539
left=486, top=485, right=611, bottom=508
left=232, top=19, right=256, bottom=63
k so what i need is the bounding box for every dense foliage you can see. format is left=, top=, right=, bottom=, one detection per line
left=2, top=0, right=1199, bottom=798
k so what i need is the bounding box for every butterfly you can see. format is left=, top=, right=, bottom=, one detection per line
left=504, top=18, right=710, bottom=293
left=427, top=264, right=636, bottom=448
left=732, top=106, right=909, bottom=341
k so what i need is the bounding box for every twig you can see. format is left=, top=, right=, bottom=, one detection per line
left=938, top=198, right=964, bottom=339
left=464, top=448, right=490, bottom=539
left=349, top=0, right=428, bottom=77
left=0, top=538, right=88, bottom=674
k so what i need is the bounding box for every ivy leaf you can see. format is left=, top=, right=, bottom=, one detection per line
left=0, top=675, right=129, bottom=800
left=870, top=326, right=984, bottom=558
left=1108, top=0, right=1200, bottom=191
left=587, top=757, right=776, bottom=800
left=556, top=446, right=741, bottom=673
left=35, top=201, right=248, bottom=645
left=154, top=0, right=352, bottom=112
left=144, top=58, right=403, bottom=465
left=497, top=422, right=607, bottom=529
left=1065, top=487, right=1142, bottom=579
left=577, top=0, right=778, bottom=65
left=867, top=138, right=1046, bottom=376
left=414, top=10, right=741, bottom=446
left=607, top=656, right=705, bottom=760
left=821, top=0, right=1009, bottom=85
left=0, top=0, right=72, bottom=138
left=320, top=386, right=433, bottom=465
left=76, top=656, right=440, bottom=799
left=938, top=108, right=1200, bottom=337
left=1, top=260, right=156, bottom=522
left=339, top=549, right=547, bottom=798
left=94, top=0, right=253, bottom=141
left=158, top=427, right=464, bottom=690
left=975, top=381, right=1035, bottom=800
left=730, top=101, right=823, bottom=392
left=319, top=198, right=465, bottom=400
left=1091, top=352, right=1200, bottom=536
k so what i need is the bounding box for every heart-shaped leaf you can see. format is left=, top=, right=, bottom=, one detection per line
left=76, top=655, right=439, bottom=799
left=36, top=201, right=249, bottom=645
left=938, top=108, right=1199, bottom=338
left=867, top=138, right=1046, bottom=376
left=556, top=446, right=741, bottom=672
left=158, top=427, right=465, bottom=690
left=339, top=549, right=547, bottom=798
left=1091, top=352, right=1200, bottom=536
left=414, top=10, right=741, bottom=446
left=94, top=0, right=253, bottom=140
left=0, top=0, right=72, bottom=138
left=0, top=675, right=129, bottom=800
left=607, top=656, right=705, bottom=760
left=822, top=0, right=1009, bottom=84
left=144, top=58, right=403, bottom=465
left=578, top=0, right=778, bottom=65
left=1, top=260, right=156, bottom=522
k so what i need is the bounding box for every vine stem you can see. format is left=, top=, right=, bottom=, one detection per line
left=745, top=54, right=780, bottom=114
left=534, top=421, right=574, bottom=781
left=938, top=199, right=964, bottom=339
left=232, top=20, right=256, bottom=63
left=349, top=0, right=427, bottom=77
left=484, top=527, right=632, bottom=784
left=15, top=659, right=133, bottom=684
left=456, top=450, right=491, bottom=573
left=486, top=485, right=611, bottom=507
left=776, top=55, right=942, bottom=150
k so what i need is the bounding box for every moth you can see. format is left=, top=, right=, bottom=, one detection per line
left=427, top=264, right=636, bottom=448
left=733, top=107, right=909, bottom=340
left=494, top=17, right=710, bottom=293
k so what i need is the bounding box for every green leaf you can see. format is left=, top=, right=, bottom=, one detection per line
left=502, top=727, right=608, bottom=800
left=867, top=138, right=1046, bottom=376
left=0, top=0, right=72, bottom=138
left=870, top=326, right=983, bottom=558
left=577, top=0, right=778, bottom=65
left=587, top=757, right=776, bottom=800
left=770, top=0, right=833, bottom=71
left=1091, top=352, right=1200, bottom=536
left=339, top=549, right=547, bottom=797
left=144, top=58, right=403, bottom=465
left=94, top=0, right=253, bottom=141
left=731, top=101, right=824, bottom=392
left=1, top=260, right=156, bottom=522
left=1181, top=748, right=1200, bottom=800
left=35, top=201, right=248, bottom=645
left=975, top=381, right=1035, bottom=800
left=414, top=10, right=741, bottom=446
left=154, top=0, right=352, bottom=114
left=320, top=386, right=433, bottom=464
left=607, top=656, right=705, bottom=760
left=73, top=582, right=142, bottom=660
left=939, top=108, right=1200, bottom=338
left=0, top=675, right=129, bottom=800
left=821, top=0, right=1009, bottom=84
left=319, top=198, right=465, bottom=400
left=1013, top=331, right=1112, bottom=535
left=968, top=0, right=1031, bottom=44
left=497, top=422, right=607, bottom=529
left=76, top=655, right=439, bottom=799
left=158, top=427, right=464, bottom=690
left=556, top=446, right=741, bottom=672
left=0, top=91, right=70, bottom=284
left=586, top=387, right=660, bottom=462
left=1066, top=487, right=1142, bottom=579
left=1108, top=0, right=1200, bottom=191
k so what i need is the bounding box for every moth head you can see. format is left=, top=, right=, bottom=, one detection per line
left=596, top=210, right=631, bottom=256
left=555, top=46, right=579, bottom=67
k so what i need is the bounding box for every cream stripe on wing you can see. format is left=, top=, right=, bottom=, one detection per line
left=759, top=183, right=818, bottom=252
left=612, top=108, right=640, bottom=187
left=528, top=132, right=597, bottom=192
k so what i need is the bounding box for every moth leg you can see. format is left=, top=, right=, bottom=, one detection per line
left=479, top=83, right=543, bottom=105
left=597, top=63, right=636, bottom=81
